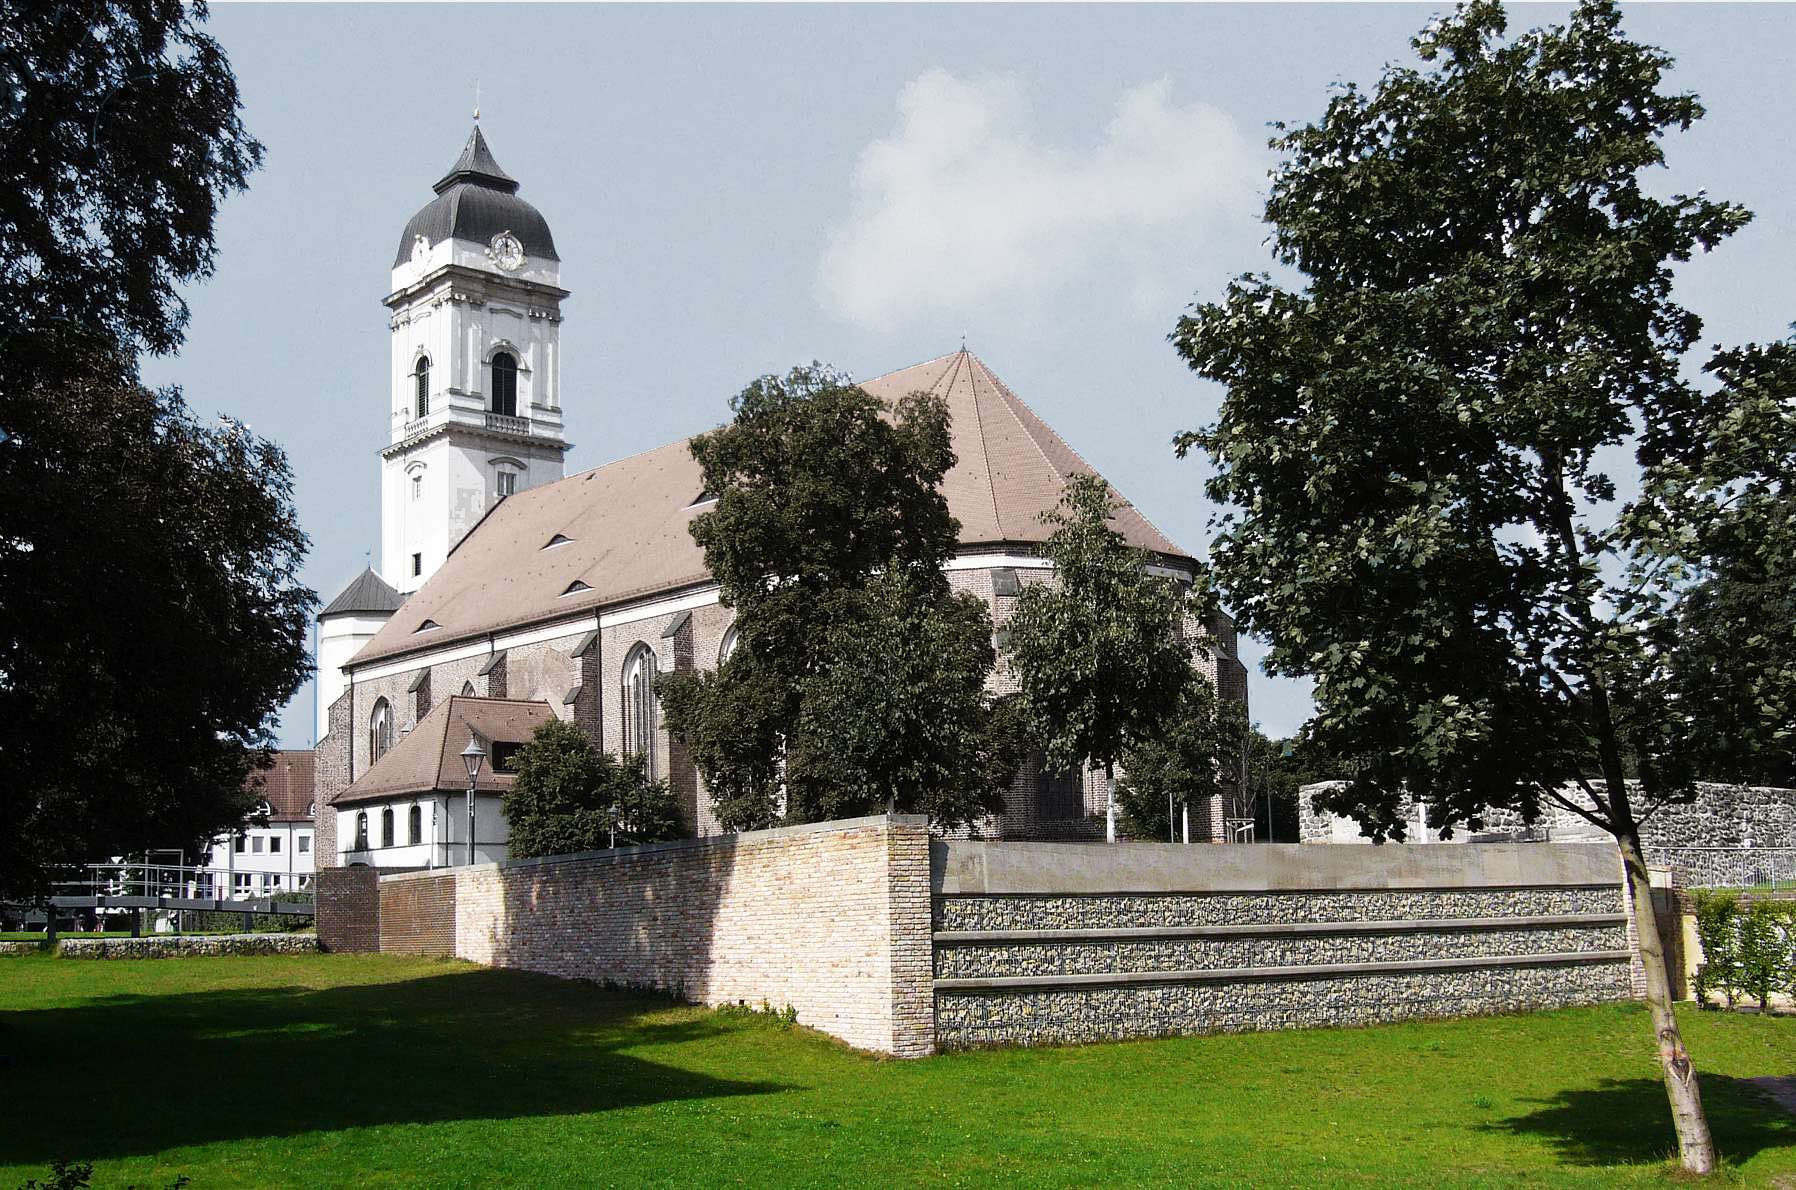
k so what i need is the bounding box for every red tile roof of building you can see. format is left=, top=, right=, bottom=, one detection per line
left=330, top=696, right=555, bottom=806
left=351, top=351, right=1192, bottom=667
left=247, top=750, right=316, bottom=822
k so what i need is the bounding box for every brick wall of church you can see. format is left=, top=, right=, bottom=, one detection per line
left=429, top=814, right=935, bottom=1056
left=312, top=688, right=354, bottom=868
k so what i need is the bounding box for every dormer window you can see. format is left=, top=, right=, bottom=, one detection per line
left=561, top=580, right=591, bottom=596
left=491, top=351, right=518, bottom=418
left=414, top=619, right=440, bottom=633
left=414, top=356, right=431, bottom=419
left=690, top=490, right=719, bottom=507
left=543, top=534, right=572, bottom=549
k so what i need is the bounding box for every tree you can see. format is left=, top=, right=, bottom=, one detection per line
left=1632, top=340, right=1796, bottom=787
left=0, top=334, right=313, bottom=897
left=1171, top=2, right=1750, bottom=1169
left=1114, top=671, right=1248, bottom=841
left=502, top=718, right=682, bottom=858
left=658, top=365, right=1019, bottom=831
left=0, top=0, right=262, bottom=356
left=1004, top=475, right=1194, bottom=842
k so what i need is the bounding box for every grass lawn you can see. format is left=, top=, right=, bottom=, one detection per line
left=2, top=955, right=1794, bottom=1187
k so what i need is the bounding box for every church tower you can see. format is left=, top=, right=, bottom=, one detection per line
left=380, top=124, right=569, bottom=594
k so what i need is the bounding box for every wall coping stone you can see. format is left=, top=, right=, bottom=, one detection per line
left=932, top=948, right=1633, bottom=991
left=381, top=812, right=927, bottom=883
left=933, top=913, right=1629, bottom=944
left=934, top=839, right=1621, bottom=895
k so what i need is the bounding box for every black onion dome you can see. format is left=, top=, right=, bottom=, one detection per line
left=393, top=126, right=559, bottom=267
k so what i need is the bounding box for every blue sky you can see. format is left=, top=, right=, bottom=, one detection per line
left=143, top=3, right=1796, bottom=749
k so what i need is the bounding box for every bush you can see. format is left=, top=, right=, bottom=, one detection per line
left=503, top=719, right=684, bottom=858
left=1740, top=901, right=1796, bottom=1011
left=1691, top=889, right=1740, bottom=1008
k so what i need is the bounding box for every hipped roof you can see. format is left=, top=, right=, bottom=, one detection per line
left=352, top=350, right=1190, bottom=667
left=330, top=695, right=554, bottom=806
left=247, top=750, right=315, bottom=821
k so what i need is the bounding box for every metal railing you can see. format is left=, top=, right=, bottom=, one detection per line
left=48, top=862, right=313, bottom=906
left=1645, top=847, right=1796, bottom=891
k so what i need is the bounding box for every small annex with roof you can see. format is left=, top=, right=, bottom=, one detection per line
left=312, top=126, right=1249, bottom=873
left=332, top=695, right=555, bottom=869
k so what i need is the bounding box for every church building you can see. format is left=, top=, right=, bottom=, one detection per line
left=313, top=125, right=1248, bottom=871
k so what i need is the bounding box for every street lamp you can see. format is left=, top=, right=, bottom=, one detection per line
left=461, top=736, right=486, bottom=867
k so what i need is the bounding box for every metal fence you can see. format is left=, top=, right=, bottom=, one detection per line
left=1644, top=847, right=1796, bottom=891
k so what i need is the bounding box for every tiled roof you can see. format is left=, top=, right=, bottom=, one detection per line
left=247, top=750, right=316, bottom=821
left=351, top=351, right=1192, bottom=666
left=320, top=567, right=404, bottom=618
left=330, top=695, right=555, bottom=807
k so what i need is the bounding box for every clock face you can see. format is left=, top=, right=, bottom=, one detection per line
left=489, top=231, right=525, bottom=273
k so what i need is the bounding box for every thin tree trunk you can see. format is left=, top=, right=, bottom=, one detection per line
left=1614, top=808, right=1716, bottom=1173
left=1539, top=448, right=1716, bottom=1173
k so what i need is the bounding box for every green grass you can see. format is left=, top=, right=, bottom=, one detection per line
left=0, top=931, right=134, bottom=942
left=2, top=955, right=1795, bottom=1187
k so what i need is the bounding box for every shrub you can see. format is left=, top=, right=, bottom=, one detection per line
left=1691, top=889, right=1740, bottom=1008
left=1737, top=900, right=1790, bottom=1010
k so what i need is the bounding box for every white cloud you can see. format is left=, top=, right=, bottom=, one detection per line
left=818, top=71, right=1262, bottom=332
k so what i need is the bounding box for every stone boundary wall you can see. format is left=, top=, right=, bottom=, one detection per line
left=0, top=941, right=42, bottom=956
left=931, top=840, right=1633, bottom=1049
left=379, top=871, right=457, bottom=956
left=58, top=934, right=319, bottom=959
left=373, top=815, right=934, bottom=1057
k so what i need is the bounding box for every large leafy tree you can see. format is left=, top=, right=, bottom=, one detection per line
left=659, top=365, right=1019, bottom=831
left=1172, top=1, right=1749, bottom=1169
left=1632, top=340, right=1796, bottom=787
left=0, top=334, right=313, bottom=896
left=1004, top=475, right=1194, bottom=841
left=503, top=719, right=682, bottom=857
left=0, top=2, right=305, bottom=899
left=1114, top=671, right=1248, bottom=841
left=0, top=0, right=262, bottom=355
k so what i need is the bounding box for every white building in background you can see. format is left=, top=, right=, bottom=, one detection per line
left=200, top=750, right=317, bottom=897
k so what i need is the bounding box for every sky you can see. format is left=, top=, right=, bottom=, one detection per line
left=142, top=3, right=1796, bottom=750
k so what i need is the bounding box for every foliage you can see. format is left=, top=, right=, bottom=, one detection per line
left=660, top=364, right=1019, bottom=831
left=502, top=719, right=682, bottom=857
left=9, top=956, right=1796, bottom=1185
left=190, top=892, right=314, bottom=936
left=1629, top=340, right=1796, bottom=787
left=1736, top=902, right=1791, bottom=1012
left=1172, top=0, right=1751, bottom=846
left=0, top=335, right=313, bottom=898
left=0, top=0, right=262, bottom=356
left=1004, top=474, right=1194, bottom=793
left=1243, top=728, right=1342, bottom=842
left=1115, top=672, right=1249, bottom=841
left=16, top=1160, right=92, bottom=1190
left=1691, top=890, right=1741, bottom=1008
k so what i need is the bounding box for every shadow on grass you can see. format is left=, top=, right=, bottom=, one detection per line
left=0, top=965, right=789, bottom=1166
left=1487, top=1074, right=1796, bottom=1168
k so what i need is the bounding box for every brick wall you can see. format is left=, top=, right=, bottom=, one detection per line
left=315, top=865, right=379, bottom=952
left=379, top=870, right=458, bottom=955
left=382, top=814, right=934, bottom=1056
left=312, top=689, right=353, bottom=868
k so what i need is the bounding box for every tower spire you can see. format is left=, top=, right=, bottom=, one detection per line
left=473, top=78, right=481, bottom=123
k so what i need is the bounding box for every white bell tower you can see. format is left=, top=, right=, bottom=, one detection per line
left=380, top=124, right=570, bottom=594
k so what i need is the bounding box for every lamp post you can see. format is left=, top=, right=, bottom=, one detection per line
left=461, top=737, right=486, bottom=867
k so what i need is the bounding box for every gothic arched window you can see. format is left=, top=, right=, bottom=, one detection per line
left=380, top=806, right=395, bottom=848
left=369, top=698, right=393, bottom=763
left=354, top=811, right=370, bottom=852
left=621, top=644, right=659, bottom=777
left=490, top=351, right=518, bottom=418
left=409, top=804, right=422, bottom=846
left=414, top=356, right=431, bottom=419
left=718, top=625, right=739, bottom=666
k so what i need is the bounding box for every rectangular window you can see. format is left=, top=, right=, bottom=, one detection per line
left=262, top=873, right=278, bottom=893
left=269, top=835, right=281, bottom=854
left=299, top=875, right=312, bottom=890
left=1038, top=755, right=1085, bottom=821
left=412, top=552, right=422, bottom=577
left=232, top=873, right=251, bottom=895
left=497, top=471, right=517, bottom=498
left=298, top=835, right=310, bottom=854
left=233, top=835, right=245, bottom=854
left=411, top=475, right=422, bottom=501
left=251, top=836, right=264, bottom=854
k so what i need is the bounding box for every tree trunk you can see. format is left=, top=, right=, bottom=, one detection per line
left=1616, top=825, right=1715, bottom=1174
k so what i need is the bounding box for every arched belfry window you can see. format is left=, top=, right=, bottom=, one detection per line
left=369, top=698, right=393, bottom=763
left=490, top=351, right=518, bottom=418
left=621, top=644, right=659, bottom=777
left=414, top=356, right=431, bottom=419
left=718, top=625, right=739, bottom=666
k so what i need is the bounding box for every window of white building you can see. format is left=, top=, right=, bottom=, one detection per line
left=233, top=873, right=251, bottom=894
left=298, top=835, right=310, bottom=854
left=251, top=836, right=263, bottom=854
left=270, top=835, right=281, bottom=854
